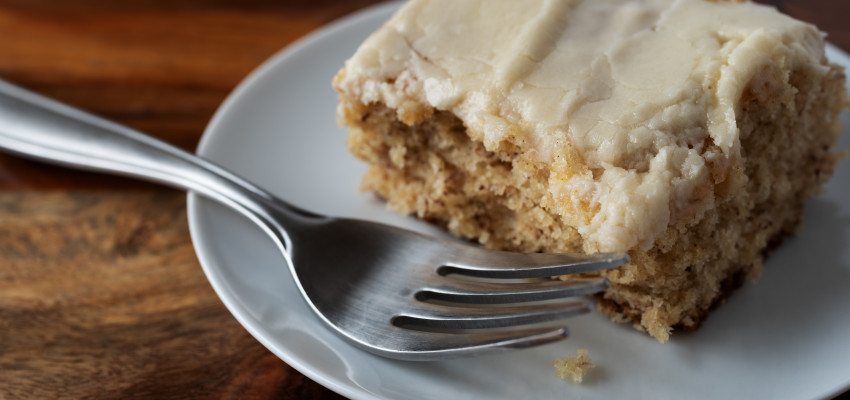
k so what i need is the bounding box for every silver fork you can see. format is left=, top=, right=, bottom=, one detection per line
left=0, top=79, right=628, bottom=360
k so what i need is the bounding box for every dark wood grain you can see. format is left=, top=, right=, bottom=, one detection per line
left=0, top=192, right=345, bottom=399
left=0, top=1, right=847, bottom=399
left=0, top=0, right=387, bottom=190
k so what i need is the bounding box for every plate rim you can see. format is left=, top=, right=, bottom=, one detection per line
left=187, top=2, right=850, bottom=398
left=188, top=2, right=404, bottom=399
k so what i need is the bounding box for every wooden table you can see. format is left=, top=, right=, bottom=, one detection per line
left=0, top=1, right=847, bottom=398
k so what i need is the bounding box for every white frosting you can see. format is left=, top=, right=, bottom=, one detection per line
left=336, top=0, right=827, bottom=252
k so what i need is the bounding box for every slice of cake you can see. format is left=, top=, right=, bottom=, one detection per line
left=333, top=0, right=846, bottom=342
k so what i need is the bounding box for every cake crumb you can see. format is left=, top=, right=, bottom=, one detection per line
left=553, top=349, right=595, bottom=384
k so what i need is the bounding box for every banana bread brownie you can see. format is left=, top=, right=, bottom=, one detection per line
left=333, top=0, right=846, bottom=342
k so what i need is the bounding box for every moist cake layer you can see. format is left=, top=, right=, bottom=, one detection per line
left=334, top=0, right=846, bottom=341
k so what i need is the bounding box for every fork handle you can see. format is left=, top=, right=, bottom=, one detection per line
left=0, top=79, right=309, bottom=245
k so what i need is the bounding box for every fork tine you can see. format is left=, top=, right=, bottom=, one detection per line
left=370, top=326, right=569, bottom=361
left=416, top=277, right=608, bottom=304
left=440, top=251, right=629, bottom=279
left=393, top=300, right=591, bottom=330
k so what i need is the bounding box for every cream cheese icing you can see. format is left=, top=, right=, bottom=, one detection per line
left=335, top=0, right=828, bottom=252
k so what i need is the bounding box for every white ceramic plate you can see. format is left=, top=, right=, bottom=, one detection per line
left=187, top=2, right=850, bottom=399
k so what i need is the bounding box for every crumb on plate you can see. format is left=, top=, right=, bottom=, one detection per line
left=553, top=349, right=595, bottom=384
